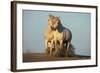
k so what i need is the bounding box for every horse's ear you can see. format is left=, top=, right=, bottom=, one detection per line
left=58, top=16, right=61, bottom=24
left=49, top=14, right=53, bottom=17
left=58, top=16, right=60, bottom=19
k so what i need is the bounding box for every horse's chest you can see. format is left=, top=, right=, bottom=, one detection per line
left=47, top=31, right=54, bottom=40
left=54, top=31, right=63, bottom=40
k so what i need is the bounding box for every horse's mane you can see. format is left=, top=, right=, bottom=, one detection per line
left=47, top=14, right=64, bottom=32
left=57, top=18, right=63, bottom=32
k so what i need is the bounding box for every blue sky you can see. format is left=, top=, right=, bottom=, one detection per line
left=22, top=10, right=91, bottom=56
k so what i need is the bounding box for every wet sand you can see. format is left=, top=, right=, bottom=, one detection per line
left=23, top=53, right=91, bottom=62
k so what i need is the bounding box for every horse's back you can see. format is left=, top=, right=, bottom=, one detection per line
left=62, top=26, right=72, bottom=42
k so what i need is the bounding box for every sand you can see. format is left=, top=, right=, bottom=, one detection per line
left=23, top=53, right=91, bottom=62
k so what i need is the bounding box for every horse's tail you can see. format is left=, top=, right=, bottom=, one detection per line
left=67, top=43, right=75, bottom=57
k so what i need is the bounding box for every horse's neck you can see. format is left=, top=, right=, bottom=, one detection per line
left=48, top=26, right=53, bottom=33
left=58, top=23, right=63, bottom=31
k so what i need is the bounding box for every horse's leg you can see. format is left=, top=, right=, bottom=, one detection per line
left=45, top=40, right=52, bottom=55
left=45, top=40, right=49, bottom=55
left=49, top=40, right=54, bottom=56
left=55, top=40, right=63, bottom=57
left=49, top=48, right=52, bottom=56
left=60, top=40, right=63, bottom=49
left=66, top=42, right=70, bottom=56
left=54, top=40, right=58, bottom=56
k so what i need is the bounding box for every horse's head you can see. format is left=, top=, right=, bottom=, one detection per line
left=48, top=15, right=61, bottom=30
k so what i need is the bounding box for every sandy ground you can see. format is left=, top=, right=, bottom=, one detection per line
left=23, top=53, right=91, bottom=62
